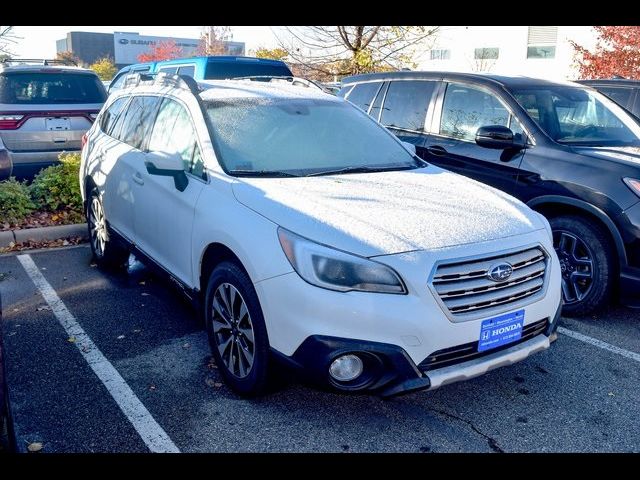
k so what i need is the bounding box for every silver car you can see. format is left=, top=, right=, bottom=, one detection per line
left=0, top=61, right=107, bottom=179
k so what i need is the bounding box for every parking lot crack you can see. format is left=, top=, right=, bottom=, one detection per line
left=427, top=407, right=505, bottom=453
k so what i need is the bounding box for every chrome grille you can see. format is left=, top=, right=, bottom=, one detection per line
left=431, top=246, right=547, bottom=317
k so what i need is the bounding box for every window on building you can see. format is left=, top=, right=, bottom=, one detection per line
left=474, top=47, right=499, bottom=60
left=527, top=26, right=557, bottom=59
left=430, top=49, right=451, bottom=60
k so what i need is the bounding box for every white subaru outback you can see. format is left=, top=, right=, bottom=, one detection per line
left=80, top=73, right=562, bottom=397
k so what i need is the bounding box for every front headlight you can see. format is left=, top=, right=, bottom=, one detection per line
left=277, top=227, right=406, bottom=294
left=537, top=212, right=553, bottom=241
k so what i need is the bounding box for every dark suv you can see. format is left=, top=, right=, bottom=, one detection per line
left=340, top=71, right=640, bottom=315
left=576, top=79, right=640, bottom=119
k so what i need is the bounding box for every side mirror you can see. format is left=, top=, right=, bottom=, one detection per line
left=401, top=141, right=417, bottom=155
left=145, top=151, right=188, bottom=192
left=475, top=125, right=525, bottom=150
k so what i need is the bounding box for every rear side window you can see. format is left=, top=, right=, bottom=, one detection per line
left=381, top=80, right=435, bottom=132
left=100, top=96, right=129, bottom=136
left=337, top=85, right=353, bottom=98
left=204, top=62, right=292, bottom=79
left=0, top=72, right=106, bottom=104
left=177, top=65, right=196, bottom=78
left=346, top=82, right=382, bottom=112
left=118, top=96, right=161, bottom=150
left=148, top=98, right=206, bottom=180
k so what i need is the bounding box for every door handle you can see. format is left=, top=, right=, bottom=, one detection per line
left=132, top=172, right=144, bottom=185
left=425, top=145, right=448, bottom=156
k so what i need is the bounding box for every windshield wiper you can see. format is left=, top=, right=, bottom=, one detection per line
left=228, top=169, right=301, bottom=178
left=305, top=164, right=419, bottom=177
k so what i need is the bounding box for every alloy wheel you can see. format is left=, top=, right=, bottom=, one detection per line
left=553, top=230, right=594, bottom=305
left=89, top=197, right=107, bottom=257
left=211, top=283, right=255, bottom=378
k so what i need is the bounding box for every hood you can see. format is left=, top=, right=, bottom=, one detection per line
left=570, top=145, right=640, bottom=168
left=232, top=167, right=545, bottom=257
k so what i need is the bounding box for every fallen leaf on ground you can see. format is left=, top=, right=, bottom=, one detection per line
left=67, top=336, right=76, bottom=343
left=138, top=281, right=146, bottom=285
left=117, top=335, right=125, bottom=340
left=27, top=442, right=43, bottom=452
left=36, top=305, right=50, bottom=311
left=608, top=392, right=615, bottom=396
left=205, top=377, right=217, bottom=387
left=133, top=329, right=141, bottom=333
left=214, top=382, right=223, bottom=387
left=149, top=384, right=157, bottom=391
left=182, top=343, right=190, bottom=349
left=141, top=292, right=150, bottom=296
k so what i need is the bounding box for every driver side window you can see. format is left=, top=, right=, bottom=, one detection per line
left=440, top=83, right=522, bottom=142
left=148, top=98, right=206, bottom=180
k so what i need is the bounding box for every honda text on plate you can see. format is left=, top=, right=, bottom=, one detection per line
left=80, top=72, right=562, bottom=397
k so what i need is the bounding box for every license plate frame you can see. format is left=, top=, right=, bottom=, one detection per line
left=478, top=309, right=524, bottom=352
left=45, top=117, right=71, bottom=131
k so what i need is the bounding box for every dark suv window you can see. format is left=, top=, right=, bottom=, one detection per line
left=440, top=83, right=515, bottom=141
left=118, top=96, right=161, bottom=150
left=100, top=97, right=129, bottom=137
left=381, top=80, right=435, bottom=132
left=0, top=71, right=106, bottom=104
left=346, top=82, right=382, bottom=112
left=596, top=86, right=633, bottom=108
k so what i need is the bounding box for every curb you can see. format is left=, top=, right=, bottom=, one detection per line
left=0, top=223, right=87, bottom=248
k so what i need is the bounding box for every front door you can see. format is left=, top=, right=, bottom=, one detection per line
left=134, top=97, right=206, bottom=285
left=424, top=81, right=528, bottom=197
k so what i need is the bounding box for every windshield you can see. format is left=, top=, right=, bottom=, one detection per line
left=205, top=98, right=422, bottom=176
left=511, top=85, right=640, bottom=146
left=205, top=63, right=292, bottom=80
left=0, top=72, right=106, bottom=104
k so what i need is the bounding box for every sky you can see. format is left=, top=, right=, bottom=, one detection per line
left=7, top=26, right=282, bottom=58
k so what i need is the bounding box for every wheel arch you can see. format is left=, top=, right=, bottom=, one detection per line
left=527, top=195, right=627, bottom=268
left=199, top=242, right=251, bottom=294
left=84, top=176, right=98, bottom=212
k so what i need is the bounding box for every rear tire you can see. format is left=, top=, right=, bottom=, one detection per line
left=86, top=188, right=128, bottom=269
left=550, top=215, right=615, bottom=317
left=204, top=261, right=270, bottom=396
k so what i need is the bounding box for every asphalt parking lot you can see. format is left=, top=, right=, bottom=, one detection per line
left=1, top=244, right=639, bottom=453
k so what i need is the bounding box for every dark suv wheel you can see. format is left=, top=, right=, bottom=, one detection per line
left=204, top=261, right=270, bottom=396
left=86, top=188, right=128, bottom=269
left=550, top=215, right=615, bottom=317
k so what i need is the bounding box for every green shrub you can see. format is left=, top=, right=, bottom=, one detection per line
left=0, top=177, right=36, bottom=224
left=30, top=152, right=83, bottom=212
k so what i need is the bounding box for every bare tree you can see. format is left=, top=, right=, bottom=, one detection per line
left=198, top=26, right=232, bottom=56
left=0, top=26, right=19, bottom=56
left=275, top=26, right=439, bottom=78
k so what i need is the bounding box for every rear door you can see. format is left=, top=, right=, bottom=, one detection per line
left=101, top=95, right=161, bottom=243
left=423, top=81, right=527, bottom=197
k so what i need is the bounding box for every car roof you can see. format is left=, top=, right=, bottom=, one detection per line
left=198, top=79, right=339, bottom=102
left=155, top=55, right=288, bottom=67
left=576, top=78, right=640, bottom=87
left=0, top=64, right=97, bottom=75
left=341, top=71, right=582, bottom=90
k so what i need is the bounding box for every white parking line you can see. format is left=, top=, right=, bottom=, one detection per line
left=17, top=254, right=180, bottom=454
left=558, top=326, right=640, bottom=363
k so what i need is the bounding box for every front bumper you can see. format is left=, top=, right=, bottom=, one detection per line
left=274, top=292, right=562, bottom=397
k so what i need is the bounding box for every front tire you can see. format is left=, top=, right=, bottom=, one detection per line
left=86, top=188, right=127, bottom=269
left=204, top=261, right=270, bottom=396
left=550, top=215, right=615, bottom=317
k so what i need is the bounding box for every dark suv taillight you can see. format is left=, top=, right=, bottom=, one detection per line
left=0, top=114, right=25, bottom=130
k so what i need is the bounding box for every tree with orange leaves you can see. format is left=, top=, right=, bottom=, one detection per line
left=137, top=40, right=183, bottom=62
left=572, top=26, right=640, bottom=79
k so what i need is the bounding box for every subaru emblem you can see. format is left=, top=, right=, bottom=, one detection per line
left=487, top=263, right=513, bottom=282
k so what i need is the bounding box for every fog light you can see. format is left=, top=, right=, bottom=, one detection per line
left=329, top=354, right=364, bottom=382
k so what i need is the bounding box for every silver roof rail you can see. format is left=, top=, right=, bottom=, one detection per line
left=0, top=58, right=77, bottom=66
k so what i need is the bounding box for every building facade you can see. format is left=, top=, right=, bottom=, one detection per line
left=56, top=31, right=246, bottom=69
left=416, top=26, right=597, bottom=80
